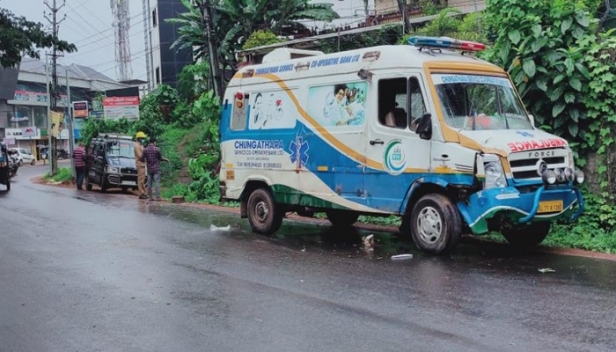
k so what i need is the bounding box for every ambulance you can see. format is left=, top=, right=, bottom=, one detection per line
left=219, top=36, right=585, bottom=255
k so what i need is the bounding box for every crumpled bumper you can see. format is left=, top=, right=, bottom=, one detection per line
left=457, top=186, right=584, bottom=234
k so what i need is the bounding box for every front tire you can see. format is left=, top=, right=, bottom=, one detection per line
left=30, top=159, right=35, bottom=166
left=247, top=188, right=283, bottom=235
left=325, top=210, right=359, bottom=227
left=501, top=221, right=551, bottom=248
left=409, top=194, right=462, bottom=255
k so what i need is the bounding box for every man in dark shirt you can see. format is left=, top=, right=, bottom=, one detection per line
left=140, top=136, right=168, bottom=201
left=72, top=142, right=87, bottom=190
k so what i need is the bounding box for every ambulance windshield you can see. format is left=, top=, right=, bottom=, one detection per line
left=432, top=74, right=533, bottom=131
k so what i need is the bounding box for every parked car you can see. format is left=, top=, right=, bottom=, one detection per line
left=10, top=148, right=36, bottom=165
left=85, top=134, right=143, bottom=193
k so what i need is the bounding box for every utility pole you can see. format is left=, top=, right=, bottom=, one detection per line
left=45, top=55, right=52, bottom=171
left=66, top=70, right=75, bottom=177
left=199, top=0, right=222, bottom=103
left=44, top=0, right=66, bottom=175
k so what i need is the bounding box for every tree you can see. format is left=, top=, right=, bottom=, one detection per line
left=242, top=30, right=284, bottom=50
left=216, top=0, right=339, bottom=43
left=0, top=9, right=76, bottom=68
left=482, top=0, right=593, bottom=144
left=597, top=0, right=616, bottom=32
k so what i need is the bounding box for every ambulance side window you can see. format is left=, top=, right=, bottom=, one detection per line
left=230, top=93, right=249, bottom=131
left=409, top=77, right=426, bottom=132
left=378, top=78, right=407, bottom=129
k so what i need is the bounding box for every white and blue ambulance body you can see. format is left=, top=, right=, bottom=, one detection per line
left=219, top=37, right=584, bottom=254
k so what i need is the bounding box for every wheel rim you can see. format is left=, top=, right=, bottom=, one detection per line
left=254, top=200, right=269, bottom=223
left=416, top=206, right=443, bottom=244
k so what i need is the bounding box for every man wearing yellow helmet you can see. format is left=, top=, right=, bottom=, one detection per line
left=134, top=131, right=147, bottom=199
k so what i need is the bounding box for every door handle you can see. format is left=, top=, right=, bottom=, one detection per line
left=369, top=139, right=384, bottom=145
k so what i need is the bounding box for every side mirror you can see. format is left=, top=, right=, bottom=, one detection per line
left=415, top=112, right=432, bottom=140
left=528, top=114, right=535, bottom=127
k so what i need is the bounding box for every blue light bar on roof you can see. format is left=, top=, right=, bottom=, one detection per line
left=408, top=36, right=486, bottom=51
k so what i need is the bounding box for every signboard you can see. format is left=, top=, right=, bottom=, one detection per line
left=21, top=126, right=37, bottom=138
left=73, top=101, right=89, bottom=118
left=90, top=110, right=104, bottom=119
left=13, top=90, right=69, bottom=105
left=103, top=96, right=139, bottom=120
left=5, top=128, right=41, bottom=140
left=3, top=138, right=16, bottom=145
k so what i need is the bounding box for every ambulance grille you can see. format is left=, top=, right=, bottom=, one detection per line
left=508, top=149, right=568, bottom=182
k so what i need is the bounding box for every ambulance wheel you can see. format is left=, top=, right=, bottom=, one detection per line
left=409, top=194, right=462, bottom=255
left=325, top=210, right=359, bottom=227
left=501, top=222, right=551, bottom=248
left=247, top=188, right=284, bottom=235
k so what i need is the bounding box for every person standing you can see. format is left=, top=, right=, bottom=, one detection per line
left=73, top=142, right=87, bottom=190
left=134, top=131, right=147, bottom=199
left=140, top=136, right=168, bottom=201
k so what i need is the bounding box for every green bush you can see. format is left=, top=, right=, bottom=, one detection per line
left=44, top=167, right=72, bottom=183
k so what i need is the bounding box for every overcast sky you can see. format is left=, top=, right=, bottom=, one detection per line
left=2, top=0, right=368, bottom=83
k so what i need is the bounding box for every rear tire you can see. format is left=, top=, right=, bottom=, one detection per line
left=409, top=194, right=462, bottom=255
left=325, top=210, right=359, bottom=227
left=86, top=175, right=93, bottom=191
left=247, top=188, right=283, bottom=235
left=501, top=221, right=551, bottom=248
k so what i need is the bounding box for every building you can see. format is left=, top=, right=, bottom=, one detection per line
left=374, top=0, right=485, bottom=23
left=142, top=0, right=193, bottom=91
left=0, top=58, right=127, bottom=159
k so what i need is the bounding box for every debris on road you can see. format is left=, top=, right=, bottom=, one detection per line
left=362, top=234, right=375, bottom=251
left=538, top=268, right=556, bottom=273
left=391, top=254, right=413, bottom=261
left=210, top=224, right=231, bottom=232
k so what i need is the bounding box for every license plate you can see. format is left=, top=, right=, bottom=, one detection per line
left=538, top=200, right=563, bottom=213
left=122, top=181, right=136, bottom=186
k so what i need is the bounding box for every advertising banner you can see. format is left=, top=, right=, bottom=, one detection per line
left=103, top=96, right=139, bottom=120
left=50, top=111, right=64, bottom=138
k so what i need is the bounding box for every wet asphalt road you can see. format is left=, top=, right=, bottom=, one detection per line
left=1, top=165, right=615, bottom=352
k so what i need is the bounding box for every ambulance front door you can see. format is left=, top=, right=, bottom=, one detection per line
left=364, top=73, right=432, bottom=212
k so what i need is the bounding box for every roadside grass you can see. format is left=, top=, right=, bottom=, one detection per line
left=44, top=167, right=73, bottom=183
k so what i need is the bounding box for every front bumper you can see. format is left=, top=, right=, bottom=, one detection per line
left=457, top=185, right=584, bottom=234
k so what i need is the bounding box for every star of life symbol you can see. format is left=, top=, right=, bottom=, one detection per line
left=289, top=135, right=309, bottom=170
left=516, top=131, right=534, bottom=137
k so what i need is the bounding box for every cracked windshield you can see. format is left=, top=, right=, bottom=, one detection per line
left=433, top=74, right=533, bottom=131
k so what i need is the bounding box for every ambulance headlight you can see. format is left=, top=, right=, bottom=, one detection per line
left=542, top=170, right=557, bottom=184
left=563, top=167, right=574, bottom=183
left=575, top=168, right=585, bottom=184
left=483, top=154, right=507, bottom=189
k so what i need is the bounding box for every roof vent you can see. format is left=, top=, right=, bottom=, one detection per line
left=262, top=48, right=324, bottom=63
